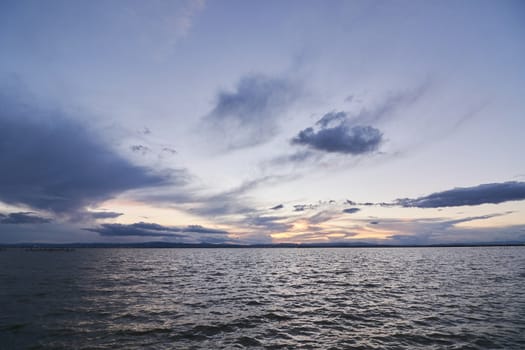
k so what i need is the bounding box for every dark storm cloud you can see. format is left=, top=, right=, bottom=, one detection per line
left=292, top=112, right=382, bottom=155
left=342, top=208, right=360, bottom=214
left=0, top=89, right=169, bottom=215
left=0, top=212, right=52, bottom=224
left=204, top=74, right=300, bottom=149
left=85, top=222, right=228, bottom=237
left=270, top=204, right=284, bottom=210
left=395, top=182, right=525, bottom=208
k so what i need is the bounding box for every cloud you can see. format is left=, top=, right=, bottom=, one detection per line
left=442, top=213, right=513, bottom=226
left=273, top=229, right=359, bottom=243
left=350, top=84, right=429, bottom=126
left=395, top=181, right=525, bottom=208
left=85, top=221, right=228, bottom=238
left=130, top=144, right=151, bottom=155
left=293, top=204, right=313, bottom=212
left=315, top=111, right=348, bottom=128
left=162, top=147, right=177, bottom=155
left=89, top=211, right=124, bottom=219
left=307, top=211, right=335, bottom=225
left=138, top=174, right=289, bottom=219
left=243, top=215, right=292, bottom=233
left=292, top=200, right=338, bottom=212
left=270, top=204, right=284, bottom=210
left=342, top=208, right=360, bottom=214
left=0, top=212, right=52, bottom=224
left=0, top=88, right=169, bottom=215
left=289, top=85, right=430, bottom=157
left=85, top=223, right=182, bottom=237
left=370, top=212, right=522, bottom=245
left=184, top=224, right=228, bottom=234
left=339, top=181, right=525, bottom=210
left=204, top=74, right=300, bottom=149
left=263, top=150, right=321, bottom=168
left=184, top=177, right=273, bottom=217
left=292, top=112, right=383, bottom=155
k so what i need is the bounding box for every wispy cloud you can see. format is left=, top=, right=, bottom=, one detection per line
left=203, top=74, right=301, bottom=149
left=136, top=174, right=291, bottom=220
left=364, top=212, right=523, bottom=245
left=242, top=215, right=293, bottom=233
left=349, top=83, right=430, bottom=126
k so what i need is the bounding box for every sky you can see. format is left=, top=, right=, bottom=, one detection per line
left=1, top=0, right=524, bottom=245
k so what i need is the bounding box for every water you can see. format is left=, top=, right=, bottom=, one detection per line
left=1, top=247, right=524, bottom=349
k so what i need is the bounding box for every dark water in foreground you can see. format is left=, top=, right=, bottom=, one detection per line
left=1, top=247, right=524, bottom=349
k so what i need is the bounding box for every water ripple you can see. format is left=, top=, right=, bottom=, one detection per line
left=1, top=247, right=524, bottom=349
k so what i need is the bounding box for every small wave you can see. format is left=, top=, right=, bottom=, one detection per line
left=236, top=336, right=262, bottom=347
left=115, top=326, right=172, bottom=336
left=263, top=312, right=293, bottom=321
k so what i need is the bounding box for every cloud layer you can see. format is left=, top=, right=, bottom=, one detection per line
left=396, top=182, right=525, bottom=208
left=0, top=212, right=52, bottom=224
left=85, top=222, right=228, bottom=242
left=0, top=90, right=169, bottom=215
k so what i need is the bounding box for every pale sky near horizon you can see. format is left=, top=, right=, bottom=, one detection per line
left=1, top=0, right=524, bottom=244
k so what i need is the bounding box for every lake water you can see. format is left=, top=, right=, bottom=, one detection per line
left=1, top=247, right=524, bottom=349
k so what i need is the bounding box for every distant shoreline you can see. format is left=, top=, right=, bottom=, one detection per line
left=1, top=242, right=523, bottom=249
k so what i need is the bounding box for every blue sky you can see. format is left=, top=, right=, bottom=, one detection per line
left=1, top=0, right=524, bottom=244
